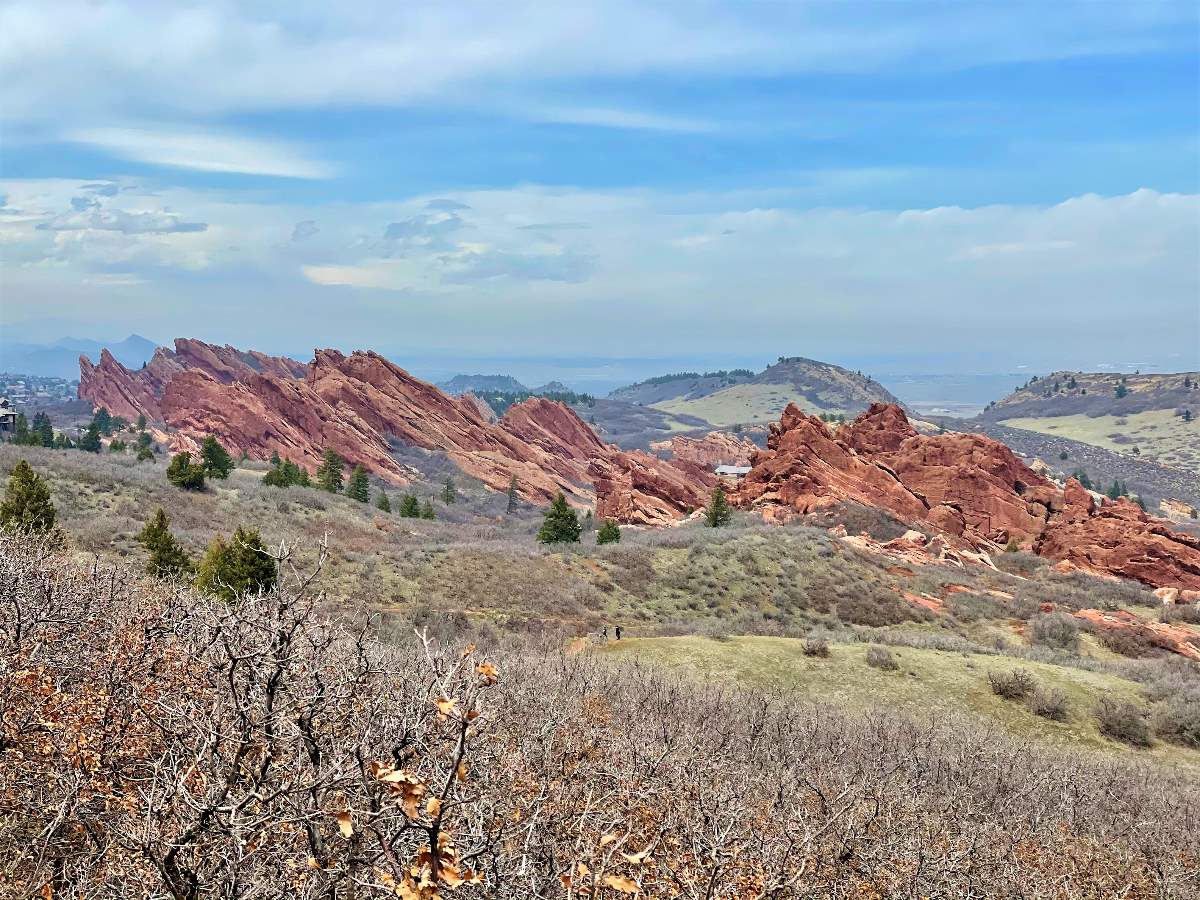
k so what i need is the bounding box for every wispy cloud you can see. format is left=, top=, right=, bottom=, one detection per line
left=529, top=106, right=716, bottom=133
left=65, top=127, right=336, bottom=179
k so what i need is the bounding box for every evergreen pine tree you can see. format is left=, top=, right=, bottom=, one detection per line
left=200, top=436, right=235, bottom=478
left=705, top=484, right=733, bottom=528
left=79, top=422, right=102, bottom=453
left=166, top=452, right=206, bottom=490
left=506, top=475, right=519, bottom=514
left=582, top=510, right=594, bottom=532
left=538, top=493, right=581, bottom=544
left=295, top=466, right=311, bottom=487
left=137, top=508, right=192, bottom=577
left=195, top=527, right=276, bottom=602
left=399, top=494, right=421, bottom=518
left=136, top=413, right=147, bottom=432
left=346, top=465, right=370, bottom=502
left=12, top=413, right=29, bottom=442
left=421, top=499, right=435, bottom=519
left=93, top=408, right=113, bottom=436
left=375, top=491, right=391, bottom=512
left=596, top=519, right=621, bottom=544
left=33, top=413, right=54, bottom=448
left=136, top=446, right=154, bottom=462
left=270, top=450, right=282, bottom=467
left=1115, top=383, right=1128, bottom=399
left=316, top=449, right=344, bottom=493
left=441, top=476, right=458, bottom=504
left=0, top=460, right=56, bottom=534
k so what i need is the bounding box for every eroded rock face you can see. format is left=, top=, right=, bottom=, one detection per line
left=79, top=339, right=707, bottom=521
left=1074, top=609, right=1200, bottom=662
left=79, top=340, right=307, bottom=421
left=649, top=431, right=758, bottom=468
left=590, top=451, right=714, bottom=527
left=737, top=403, right=1200, bottom=590
left=1036, top=495, right=1200, bottom=591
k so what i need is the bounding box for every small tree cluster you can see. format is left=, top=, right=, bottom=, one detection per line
left=0, top=460, right=56, bottom=534
left=316, top=449, right=344, bottom=493
left=263, top=456, right=311, bottom=487
left=166, top=451, right=206, bottom=490
left=596, top=519, right=621, bottom=545
left=137, top=508, right=193, bottom=578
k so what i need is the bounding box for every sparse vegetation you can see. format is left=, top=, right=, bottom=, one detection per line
left=988, top=668, right=1037, bottom=700
left=865, top=645, right=899, bottom=671
left=1095, top=695, right=1152, bottom=747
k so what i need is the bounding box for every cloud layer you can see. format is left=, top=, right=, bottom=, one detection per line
left=2, top=179, right=1196, bottom=364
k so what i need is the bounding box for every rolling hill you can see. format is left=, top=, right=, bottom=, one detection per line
left=981, top=371, right=1200, bottom=474
left=616, top=356, right=901, bottom=428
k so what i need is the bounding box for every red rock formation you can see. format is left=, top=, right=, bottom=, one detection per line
left=1036, top=493, right=1200, bottom=591
left=590, top=451, right=714, bottom=527
left=1074, top=609, right=1200, bottom=662
left=649, top=431, right=758, bottom=468
left=160, top=370, right=411, bottom=484
left=733, top=404, right=931, bottom=526
left=79, top=339, right=306, bottom=421
left=738, top=403, right=1200, bottom=589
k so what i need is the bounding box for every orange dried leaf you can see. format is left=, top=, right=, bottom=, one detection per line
left=603, top=875, right=641, bottom=894
left=336, top=811, right=353, bottom=838
left=426, top=797, right=442, bottom=817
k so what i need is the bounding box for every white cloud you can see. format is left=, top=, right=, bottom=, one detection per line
left=1, top=1, right=1192, bottom=127
left=2, top=179, right=1196, bottom=362
left=65, top=127, right=336, bottom=179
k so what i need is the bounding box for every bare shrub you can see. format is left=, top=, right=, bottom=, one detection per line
left=1029, top=611, right=1080, bottom=651
left=803, top=636, right=831, bottom=658
left=4, top=532, right=1200, bottom=897
left=1153, top=697, right=1200, bottom=748
left=1098, top=628, right=1157, bottom=658
left=1029, top=688, right=1069, bottom=721
left=865, top=644, right=899, bottom=671
left=988, top=668, right=1037, bottom=700
left=1094, top=696, right=1153, bottom=747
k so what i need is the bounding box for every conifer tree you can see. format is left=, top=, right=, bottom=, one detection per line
left=346, top=465, right=370, bottom=502
left=93, top=408, right=113, bottom=436
left=270, top=450, right=282, bottom=467
left=0, top=460, right=56, bottom=534
left=421, top=499, right=435, bottom=520
left=316, top=449, right=344, bottom=493
left=136, top=413, right=147, bottom=432
left=705, top=483, right=733, bottom=528
left=79, top=422, right=102, bottom=453
left=12, top=413, right=29, bottom=443
left=33, top=413, right=54, bottom=448
left=538, top=493, right=581, bottom=544
left=136, top=446, right=154, bottom=462
left=137, top=508, right=192, bottom=577
left=596, top=519, right=621, bottom=544
left=375, top=491, right=391, bottom=512
left=166, top=451, right=206, bottom=490
left=441, top=476, right=458, bottom=504
left=582, top=510, right=594, bottom=532
left=200, top=436, right=234, bottom=478
left=399, top=494, right=421, bottom=518
left=506, top=475, right=519, bottom=514
left=195, top=527, right=276, bottom=602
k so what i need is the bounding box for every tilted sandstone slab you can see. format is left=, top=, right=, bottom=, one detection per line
left=649, top=431, right=758, bottom=469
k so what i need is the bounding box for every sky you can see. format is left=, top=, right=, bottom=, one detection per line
left=1, top=0, right=1198, bottom=388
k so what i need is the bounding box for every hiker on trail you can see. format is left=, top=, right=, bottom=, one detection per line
left=615, top=625, right=622, bottom=641
left=601, top=625, right=608, bottom=640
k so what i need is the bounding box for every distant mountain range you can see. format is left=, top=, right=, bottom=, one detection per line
left=438, top=374, right=530, bottom=395
left=1, top=334, right=158, bottom=379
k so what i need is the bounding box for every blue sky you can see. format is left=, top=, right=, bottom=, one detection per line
left=1, top=0, right=1198, bottom=383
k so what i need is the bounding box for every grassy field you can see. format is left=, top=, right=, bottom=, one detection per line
left=600, top=635, right=1200, bottom=766
left=1000, top=409, right=1200, bottom=473
left=653, top=382, right=856, bottom=427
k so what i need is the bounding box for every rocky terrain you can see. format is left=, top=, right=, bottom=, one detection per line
left=80, top=339, right=709, bottom=525
left=733, top=403, right=1200, bottom=591
left=78, top=339, right=1200, bottom=591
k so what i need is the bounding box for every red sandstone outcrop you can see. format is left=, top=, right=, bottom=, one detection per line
left=590, top=451, right=714, bottom=527
left=1036, top=492, right=1200, bottom=591
left=1074, top=609, right=1200, bottom=662
left=649, top=431, right=758, bottom=468
left=80, top=339, right=707, bottom=522
left=737, top=402, right=1200, bottom=590
left=79, top=339, right=307, bottom=421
